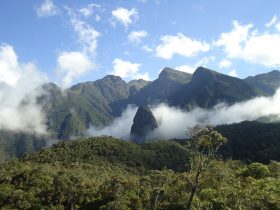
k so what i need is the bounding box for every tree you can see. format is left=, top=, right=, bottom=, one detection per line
left=185, top=125, right=227, bottom=210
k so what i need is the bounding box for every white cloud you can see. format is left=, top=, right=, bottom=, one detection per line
left=219, top=59, right=232, bottom=68
left=196, top=56, right=215, bottom=66
left=216, top=19, right=280, bottom=67
left=242, top=33, right=280, bottom=67
left=57, top=51, right=93, bottom=88
left=175, top=65, right=195, bottom=74
left=265, top=15, right=277, bottom=27
left=111, top=58, right=149, bottom=80
left=79, top=7, right=93, bottom=17
left=228, top=69, right=238, bottom=77
left=87, top=88, right=280, bottom=140
left=86, top=105, right=137, bottom=139
left=175, top=56, right=215, bottom=74
left=36, top=0, right=59, bottom=17
left=276, top=23, right=280, bottom=32
left=156, top=33, right=210, bottom=59
left=96, top=15, right=101, bottom=22
left=79, top=4, right=101, bottom=17
left=112, top=7, right=138, bottom=27
left=0, top=44, right=47, bottom=133
left=128, top=30, right=148, bottom=44
left=215, top=21, right=253, bottom=58
left=67, top=8, right=100, bottom=55
left=142, top=45, right=153, bottom=52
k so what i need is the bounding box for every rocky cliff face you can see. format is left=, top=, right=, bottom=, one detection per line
left=130, top=106, right=158, bottom=143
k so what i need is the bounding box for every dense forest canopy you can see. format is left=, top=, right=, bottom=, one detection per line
left=0, top=135, right=280, bottom=209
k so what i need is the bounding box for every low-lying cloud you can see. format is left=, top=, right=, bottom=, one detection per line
left=87, top=89, right=280, bottom=140
left=0, top=44, right=47, bottom=133
left=86, top=105, right=137, bottom=139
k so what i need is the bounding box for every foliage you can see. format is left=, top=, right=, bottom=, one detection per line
left=185, top=125, right=227, bottom=210
left=217, top=121, right=280, bottom=163
left=0, top=136, right=279, bottom=209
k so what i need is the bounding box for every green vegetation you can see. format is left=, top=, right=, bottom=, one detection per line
left=244, top=70, right=280, bottom=95
left=0, top=130, right=47, bottom=161
left=217, top=121, right=280, bottom=163
left=0, top=135, right=279, bottom=209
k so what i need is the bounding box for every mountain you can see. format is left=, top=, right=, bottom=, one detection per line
left=2, top=66, right=280, bottom=159
left=128, top=79, right=151, bottom=95
left=244, top=70, right=280, bottom=95
left=40, top=75, right=131, bottom=138
left=40, top=82, right=113, bottom=138
left=40, top=67, right=280, bottom=140
left=170, top=67, right=260, bottom=109
left=130, top=106, right=158, bottom=143
left=127, top=67, right=192, bottom=106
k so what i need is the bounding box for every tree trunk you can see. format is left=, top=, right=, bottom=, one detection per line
left=186, top=185, right=196, bottom=210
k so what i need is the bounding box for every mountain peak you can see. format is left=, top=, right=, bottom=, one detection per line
left=192, top=66, right=220, bottom=82
left=158, top=67, right=192, bottom=84
left=130, top=106, right=158, bottom=144
left=159, top=67, right=177, bottom=78
left=99, top=75, right=124, bottom=83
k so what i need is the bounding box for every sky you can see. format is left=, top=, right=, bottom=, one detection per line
left=1, top=0, right=280, bottom=88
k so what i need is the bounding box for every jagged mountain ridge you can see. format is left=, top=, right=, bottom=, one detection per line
left=39, top=67, right=280, bottom=139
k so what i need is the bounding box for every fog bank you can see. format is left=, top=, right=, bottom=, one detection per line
left=87, top=89, right=280, bottom=140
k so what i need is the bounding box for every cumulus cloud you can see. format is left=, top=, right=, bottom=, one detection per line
left=215, top=21, right=253, bottom=58
left=219, top=59, right=232, bottom=68
left=112, top=7, right=138, bottom=28
left=241, top=33, right=280, bottom=67
left=111, top=58, right=149, bottom=80
left=85, top=88, right=280, bottom=140
left=155, top=33, right=210, bottom=59
left=228, top=69, right=238, bottom=77
left=175, top=56, right=215, bottom=74
left=128, top=30, right=148, bottom=44
left=175, top=65, right=195, bottom=74
left=56, top=51, right=93, bottom=88
left=0, top=44, right=47, bottom=133
left=36, top=0, right=59, bottom=17
left=216, top=19, right=280, bottom=67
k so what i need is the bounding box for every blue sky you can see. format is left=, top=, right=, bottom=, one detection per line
left=1, top=0, right=280, bottom=87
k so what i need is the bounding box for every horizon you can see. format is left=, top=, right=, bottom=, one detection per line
left=42, top=66, right=280, bottom=88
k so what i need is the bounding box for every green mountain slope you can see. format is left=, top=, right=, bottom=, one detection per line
left=244, top=70, right=280, bottom=95
left=128, top=79, right=151, bottom=95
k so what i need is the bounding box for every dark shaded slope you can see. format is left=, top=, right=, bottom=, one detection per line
left=128, top=79, right=151, bottom=95
left=170, top=67, right=259, bottom=109
left=130, top=106, right=158, bottom=143
left=128, top=67, right=192, bottom=105
left=217, top=121, right=280, bottom=163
